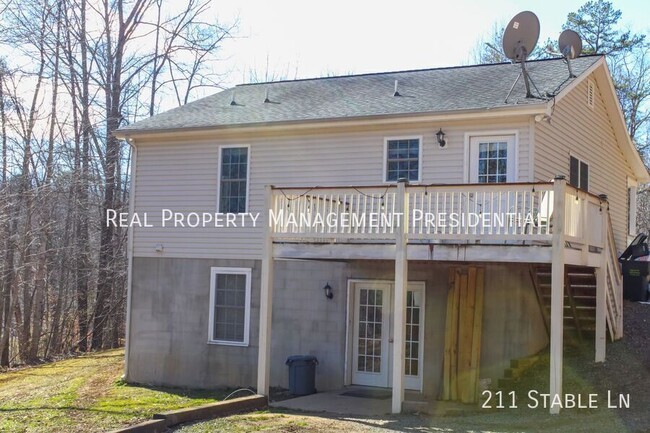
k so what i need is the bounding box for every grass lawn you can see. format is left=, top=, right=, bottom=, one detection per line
left=0, top=349, right=224, bottom=433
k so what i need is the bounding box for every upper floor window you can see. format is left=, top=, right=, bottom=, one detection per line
left=385, top=138, right=421, bottom=182
left=219, top=146, right=249, bottom=213
left=569, top=155, right=589, bottom=191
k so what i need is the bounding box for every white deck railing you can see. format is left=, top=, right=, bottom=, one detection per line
left=269, top=180, right=607, bottom=249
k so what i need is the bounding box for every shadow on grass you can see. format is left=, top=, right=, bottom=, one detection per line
left=0, top=405, right=138, bottom=416
left=115, top=381, right=231, bottom=400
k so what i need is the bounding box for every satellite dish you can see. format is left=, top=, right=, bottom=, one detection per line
left=559, top=29, right=582, bottom=60
left=502, top=11, right=540, bottom=62
left=558, top=29, right=582, bottom=78
left=502, top=11, right=540, bottom=100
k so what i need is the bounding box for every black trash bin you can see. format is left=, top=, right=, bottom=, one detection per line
left=619, top=233, right=650, bottom=302
left=285, top=355, right=318, bottom=395
left=622, top=260, right=650, bottom=301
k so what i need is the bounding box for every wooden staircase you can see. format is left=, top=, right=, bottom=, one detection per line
left=530, top=265, right=597, bottom=342
left=529, top=214, right=624, bottom=343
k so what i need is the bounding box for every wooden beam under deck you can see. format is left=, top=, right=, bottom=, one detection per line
left=273, top=242, right=602, bottom=266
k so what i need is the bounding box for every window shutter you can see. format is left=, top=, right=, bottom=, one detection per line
left=569, top=156, right=579, bottom=188
left=579, top=160, right=589, bottom=191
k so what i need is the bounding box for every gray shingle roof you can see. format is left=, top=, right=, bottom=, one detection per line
left=118, top=56, right=601, bottom=133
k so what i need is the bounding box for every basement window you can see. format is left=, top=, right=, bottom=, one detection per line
left=208, top=267, right=251, bottom=346
left=569, top=155, right=589, bottom=191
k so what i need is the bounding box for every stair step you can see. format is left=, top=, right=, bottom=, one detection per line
left=567, top=271, right=596, bottom=277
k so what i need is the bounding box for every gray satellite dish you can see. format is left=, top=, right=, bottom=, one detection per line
left=559, top=29, right=582, bottom=59
left=559, top=29, right=582, bottom=78
left=502, top=11, right=540, bottom=62
left=502, top=11, right=541, bottom=99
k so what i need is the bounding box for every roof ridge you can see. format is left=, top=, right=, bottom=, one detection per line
left=235, top=54, right=604, bottom=87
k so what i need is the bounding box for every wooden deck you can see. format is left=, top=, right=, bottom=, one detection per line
left=268, top=180, right=607, bottom=266
left=257, top=178, right=623, bottom=415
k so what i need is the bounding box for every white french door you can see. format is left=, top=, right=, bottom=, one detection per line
left=351, top=281, right=425, bottom=390
left=352, top=282, right=391, bottom=387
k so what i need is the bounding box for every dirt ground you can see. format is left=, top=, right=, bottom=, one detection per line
left=173, top=300, right=650, bottom=433
left=568, top=300, right=650, bottom=432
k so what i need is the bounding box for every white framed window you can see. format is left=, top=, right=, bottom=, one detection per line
left=468, top=135, right=516, bottom=183
left=217, top=145, right=250, bottom=213
left=569, top=155, right=589, bottom=191
left=383, top=137, right=422, bottom=183
left=208, top=267, right=251, bottom=346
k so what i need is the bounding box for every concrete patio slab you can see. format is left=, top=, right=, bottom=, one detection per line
left=270, top=389, right=391, bottom=416
left=270, top=388, right=480, bottom=417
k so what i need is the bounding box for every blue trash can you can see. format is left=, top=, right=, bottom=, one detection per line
left=285, top=355, right=318, bottom=395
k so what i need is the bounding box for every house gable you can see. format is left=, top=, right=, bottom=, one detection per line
left=534, top=59, right=645, bottom=250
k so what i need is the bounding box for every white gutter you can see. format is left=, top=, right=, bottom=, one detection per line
left=123, top=137, right=137, bottom=381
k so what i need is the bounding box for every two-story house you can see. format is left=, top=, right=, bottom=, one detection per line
left=115, top=55, right=648, bottom=414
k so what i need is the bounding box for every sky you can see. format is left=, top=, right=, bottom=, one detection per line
left=213, top=0, right=650, bottom=87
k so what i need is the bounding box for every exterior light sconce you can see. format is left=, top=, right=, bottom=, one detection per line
left=436, top=128, right=447, bottom=148
left=323, top=282, right=333, bottom=300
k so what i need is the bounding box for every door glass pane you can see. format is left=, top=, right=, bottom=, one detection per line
left=404, top=290, right=422, bottom=377
left=357, top=288, right=383, bottom=373
left=477, top=141, right=508, bottom=183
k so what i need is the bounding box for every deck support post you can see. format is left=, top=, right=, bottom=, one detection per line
left=549, top=176, right=566, bottom=415
left=257, top=185, right=274, bottom=396
left=392, top=179, right=408, bottom=414
left=595, top=210, right=608, bottom=362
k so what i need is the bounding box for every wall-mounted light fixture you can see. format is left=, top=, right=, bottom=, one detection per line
left=323, top=282, right=333, bottom=300
left=436, top=128, right=447, bottom=148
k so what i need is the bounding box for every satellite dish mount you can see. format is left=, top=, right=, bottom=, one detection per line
left=502, top=11, right=541, bottom=100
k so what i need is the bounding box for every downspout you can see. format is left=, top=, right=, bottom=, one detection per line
left=123, top=136, right=137, bottom=381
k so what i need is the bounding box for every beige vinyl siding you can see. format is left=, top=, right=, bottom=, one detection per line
left=132, top=118, right=530, bottom=259
left=534, top=76, right=635, bottom=252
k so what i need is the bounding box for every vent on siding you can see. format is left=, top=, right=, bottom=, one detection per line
left=587, top=80, right=595, bottom=109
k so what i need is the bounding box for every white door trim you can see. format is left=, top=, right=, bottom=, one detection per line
left=463, top=131, right=519, bottom=183
left=345, top=279, right=426, bottom=391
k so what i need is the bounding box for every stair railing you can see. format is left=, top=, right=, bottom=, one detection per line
left=604, top=211, right=623, bottom=340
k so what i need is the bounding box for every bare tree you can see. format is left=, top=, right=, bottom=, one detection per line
left=0, top=0, right=235, bottom=364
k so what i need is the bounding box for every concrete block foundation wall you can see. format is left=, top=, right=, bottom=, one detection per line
left=128, top=257, right=549, bottom=397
